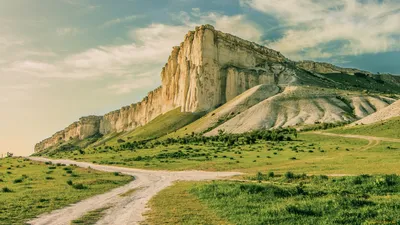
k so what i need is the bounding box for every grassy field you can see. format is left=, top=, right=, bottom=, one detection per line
left=43, top=132, right=400, bottom=175
left=147, top=173, right=400, bottom=225
left=0, top=157, right=132, bottom=225
left=329, top=117, right=400, bottom=139
left=144, top=182, right=230, bottom=225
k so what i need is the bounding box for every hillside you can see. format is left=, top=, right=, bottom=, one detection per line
left=330, top=116, right=400, bottom=139
left=205, top=87, right=395, bottom=135
left=35, top=24, right=400, bottom=153
left=352, top=99, right=400, bottom=125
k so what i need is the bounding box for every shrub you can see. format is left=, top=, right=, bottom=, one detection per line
left=2, top=187, right=12, bottom=193
left=13, top=178, right=23, bottom=184
left=268, top=171, right=275, bottom=178
left=114, top=172, right=120, bottom=176
left=45, top=176, right=54, bottom=180
left=72, top=183, right=87, bottom=189
left=66, top=180, right=73, bottom=186
left=285, top=171, right=295, bottom=179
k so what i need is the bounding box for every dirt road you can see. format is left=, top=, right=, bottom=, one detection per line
left=311, top=132, right=400, bottom=143
left=27, top=157, right=241, bottom=225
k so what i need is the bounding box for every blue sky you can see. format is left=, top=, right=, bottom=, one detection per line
left=0, top=0, right=399, bottom=155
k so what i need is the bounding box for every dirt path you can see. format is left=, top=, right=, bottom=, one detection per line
left=311, top=132, right=400, bottom=143
left=27, top=157, right=241, bottom=225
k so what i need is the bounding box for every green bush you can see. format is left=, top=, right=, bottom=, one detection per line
left=72, top=183, right=87, bottom=190
left=2, top=187, right=12, bottom=193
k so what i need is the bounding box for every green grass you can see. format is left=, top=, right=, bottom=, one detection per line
left=71, top=207, right=110, bottom=225
left=329, top=117, right=400, bottom=139
left=106, top=107, right=204, bottom=145
left=144, top=181, right=230, bottom=225
left=148, top=174, right=400, bottom=225
left=0, top=158, right=132, bottom=225
left=44, top=132, right=400, bottom=175
left=118, top=187, right=143, bottom=197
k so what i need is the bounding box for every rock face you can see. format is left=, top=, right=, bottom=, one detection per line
left=296, top=61, right=371, bottom=75
left=35, top=116, right=102, bottom=151
left=35, top=25, right=297, bottom=152
left=34, top=24, right=399, bottom=153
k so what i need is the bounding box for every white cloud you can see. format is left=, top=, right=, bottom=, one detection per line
left=1, top=10, right=263, bottom=95
left=241, top=0, right=400, bottom=59
left=107, top=71, right=160, bottom=94
left=0, top=36, right=25, bottom=50
left=56, top=27, right=81, bottom=36
left=174, top=9, right=263, bottom=42
left=100, top=15, right=142, bottom=28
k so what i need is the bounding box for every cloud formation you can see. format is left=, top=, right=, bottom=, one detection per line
left=2, top=11, right=261, bottom=94
left=56, top=27, right=81, bottom=36
left=100, top=15, right=142, bottom=28
left=241, top=0, right=400, bottom=59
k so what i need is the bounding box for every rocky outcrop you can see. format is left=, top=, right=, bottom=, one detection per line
left=34, top=25, right=297, bottom=152
left=34, top=24, right=398, bottom=153
left=35, top=116, right=101, bottom=151
left=296, top=61, right=371, bottom=75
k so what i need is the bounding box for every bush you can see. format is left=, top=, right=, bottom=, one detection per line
left=45, top=176, right=54, bottom=180
left=117, top=139, right=126, bottom=143
left=268, top=171, right=275, bottom=178
left=72, top=183, right=87, bottom=190
left=114, top=172, right=120, bottom=176
left=2, top=187, right=12, bottom=193
left=13, top=178, right=23, bottom=184
left=285, top=171, right=295, bottom=179
left=66, top=180, right=73, bottom=186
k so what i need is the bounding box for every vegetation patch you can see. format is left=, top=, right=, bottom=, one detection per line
left=147, top=174, right=400, bottom=225
left=0, top=158, right=132, bottom=225
left=71, top=206, right=111, bottom=225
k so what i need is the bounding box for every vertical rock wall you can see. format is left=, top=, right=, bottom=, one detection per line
left=34, top=25, right=294, bottom=152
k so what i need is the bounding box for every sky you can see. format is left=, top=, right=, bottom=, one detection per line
left=1, top=0, right=399, bottom=156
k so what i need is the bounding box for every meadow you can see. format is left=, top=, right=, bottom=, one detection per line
left=0, top=157, right=132, bottom=225
left=146, top=173, right=400, bottom=225
left=330, top=117, right=400, bottom=139
left=40, top=131, right=400, bottom=175
left=31, top=120, right=400, bottom=225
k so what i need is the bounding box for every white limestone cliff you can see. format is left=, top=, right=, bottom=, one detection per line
left=35, top=25, right=296, bottom=152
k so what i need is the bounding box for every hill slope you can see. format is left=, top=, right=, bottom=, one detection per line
left=352, top=99, right=400, bottom=125
left=205, top=87, right=395, bottom=135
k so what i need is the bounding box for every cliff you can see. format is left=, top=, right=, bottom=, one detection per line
left=34, top=24, right=398, bottom=153
left=35, top=24, right=298, bottom=152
